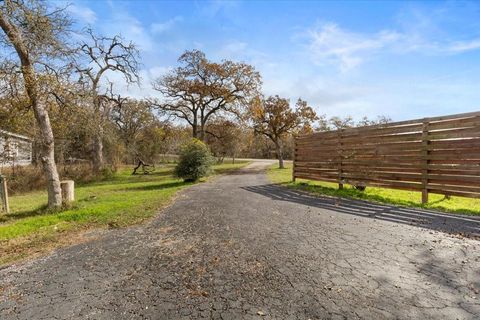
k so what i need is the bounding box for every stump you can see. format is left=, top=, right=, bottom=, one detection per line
left=0, top=175, right=9, bottom=214
left=354, top=184, right=366, bottom=192
left=61, top=180, right=75, bottom=204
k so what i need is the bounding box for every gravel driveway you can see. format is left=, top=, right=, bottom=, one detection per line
left=1, top=161, right=479, bottom=319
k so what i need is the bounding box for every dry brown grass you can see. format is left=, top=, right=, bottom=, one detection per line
left=1, top=163, right=107, bottom=195
left=0, top=225, right=102, bottom=266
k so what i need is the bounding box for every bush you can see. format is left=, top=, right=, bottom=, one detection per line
left=174, top=139, right=214, bottom=182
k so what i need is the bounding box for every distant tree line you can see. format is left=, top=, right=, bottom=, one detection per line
left=0, top=0, right=389, bottom=207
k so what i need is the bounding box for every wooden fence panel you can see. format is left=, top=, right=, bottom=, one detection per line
left=293, top=111, right=480, bottom=203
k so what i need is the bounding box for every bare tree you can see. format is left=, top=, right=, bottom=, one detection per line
left=318, top=114, right=391, bottom=131
left=75, top=29, right=140, bottom=173
left=329, top=115, right=355, bottom=130
left=249, top=96, right=318, bottom=169
left=356, top=115, right=391, bottom=127
left=0, top=0, right=72, bottom=208
left=151, top=50, right=261, bottom=141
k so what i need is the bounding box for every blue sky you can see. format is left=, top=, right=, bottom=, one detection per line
left=65, top=0, right=480, bottom=121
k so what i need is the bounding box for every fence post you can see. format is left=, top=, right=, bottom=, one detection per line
left=292, top=139, right=296, bottom=182
left=0, top=175, right=9, bottom=214
left=338, top=130, right=344, bottom=190
left=421, top=121, right=430, bottom=204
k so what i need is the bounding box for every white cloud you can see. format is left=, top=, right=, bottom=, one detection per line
left=100, top=12, right=154, bottom=52
left=148, top=66, right=172, bottom=79
left=198, top=0, right=240, bottom=18
left=67, top=4, right=97, bottom=24
left=151, top=16, right=183, bottom=34
left=307, top=23, right=400, bottom=72
left=263, top=71, right=480, bottom=121
left=97, top=65, right=174, bottom=100
left=213, top=41, right=273, bottom=72
left=447, top=39, right=480, bottom=53
left=218, top=41, right=248, bottom=58
left=305, top=22, right=480, bottom=72
left=261, top=70, right=376, bottom=118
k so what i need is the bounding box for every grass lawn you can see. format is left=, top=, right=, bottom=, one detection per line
left=0, top=161, right=249, bottom=266
left=268, top=163, right=480, bottom=215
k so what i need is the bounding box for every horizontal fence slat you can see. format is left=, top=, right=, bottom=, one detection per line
left=294, top=111, right=480, bottom=201
left=428, top=117, right=480, bottom=131
left=428, top=190, right=480, bottom=198
left=426, top=183, right=480, bottom=194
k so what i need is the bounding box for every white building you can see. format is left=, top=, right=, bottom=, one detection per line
left=0, top=129, right=32, bottom=167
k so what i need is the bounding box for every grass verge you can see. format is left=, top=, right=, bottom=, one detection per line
left=268, top=163, right=480, bottom=215
left=0, top=161, right=249, bottom=266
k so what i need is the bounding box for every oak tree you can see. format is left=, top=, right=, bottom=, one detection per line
left=205, top=119, right=244, bottom=163
left=0, top=0, right=72, bottom=207
left=249, top=95, right=318, bottom=169
left=152, top=50, right=261, bottom=141
left=109, top=96, right=160, bottom=164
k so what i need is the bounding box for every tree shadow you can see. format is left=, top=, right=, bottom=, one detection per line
left=219, top=168, right=268, bottom=175
left=1, top=181, right=188, bottom=222
left=1, top=204, right=57, bottom=222
left=414, top=248, right=480, bottom=317
left=241, top=184, right=480, bottom=238
left=132, top=170, right=173, bottom=178
left=126, top=181, right=190, bottom=192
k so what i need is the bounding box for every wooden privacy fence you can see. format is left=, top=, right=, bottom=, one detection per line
left=293, top=111, right=480, bottom=203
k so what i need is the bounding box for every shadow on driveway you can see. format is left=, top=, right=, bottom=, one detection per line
left=242, top=183, right=480, bottom=238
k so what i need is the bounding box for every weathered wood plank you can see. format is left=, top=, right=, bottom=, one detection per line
left=294, top=111, right=480, bottom=201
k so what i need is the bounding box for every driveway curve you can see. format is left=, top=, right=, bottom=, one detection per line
left=1, top=161, right=479, bottom=320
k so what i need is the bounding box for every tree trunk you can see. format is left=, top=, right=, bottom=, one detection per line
left=91, top=92, right=106, bottom=174
left=0, top=12, right=62, bottom=208
left=92, top=131, right=104, bottom=174
left=275, top=141, right=285, bottom=169
left=192, top=121, right=199, bottom=139
left=199, top=125, right=205, bottom=142
left=199, top=109, right=205, bottom=142
left=36, top=104, right=63, bottom=207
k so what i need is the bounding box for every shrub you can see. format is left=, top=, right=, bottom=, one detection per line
left=174, top=139, right=214, bottom=182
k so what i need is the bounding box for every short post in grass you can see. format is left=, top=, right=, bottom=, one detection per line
left=61, top=180, right=75, bottom=204
left=0, top=175, right=9, bottom=214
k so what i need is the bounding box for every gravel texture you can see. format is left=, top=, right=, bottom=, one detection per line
left=1, top=161, right=479, bottom=320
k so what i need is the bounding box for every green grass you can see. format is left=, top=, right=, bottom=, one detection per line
left=0, top=161, right=249, bottom=265
left=268, top=163, right=480, bottom=215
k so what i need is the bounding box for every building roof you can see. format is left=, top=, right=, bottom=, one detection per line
left=0, top=129, right=32, bottom=141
